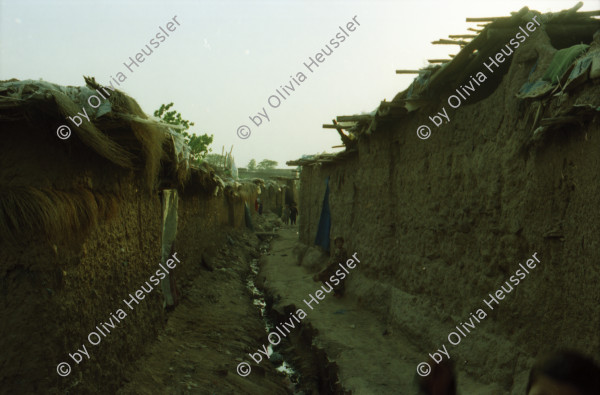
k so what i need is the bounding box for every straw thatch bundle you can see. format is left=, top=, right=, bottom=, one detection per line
left=0, top=78, right=171, bottom=243
left=0, top=186, right=119, bottom=244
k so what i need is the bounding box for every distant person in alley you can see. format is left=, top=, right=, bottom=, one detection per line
left=282, top=204, right=291, bottom=225
left=289, top=202, right=298, bottom=225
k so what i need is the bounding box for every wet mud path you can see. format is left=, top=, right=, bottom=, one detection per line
left=258, top=227, right=497, bottom=394
left=115, top=218, right=496, bottom=394
left=117, top=229, right=290, bottom=395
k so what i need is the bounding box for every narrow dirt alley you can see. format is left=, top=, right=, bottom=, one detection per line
left=116, top=226, right=290, bottom=395
left=257, top=224, right=498, bottom=394
left=111, top=213, right=503, bottom=394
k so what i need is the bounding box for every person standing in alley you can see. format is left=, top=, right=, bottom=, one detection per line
left=282, top=204, right=291, bottom=225
left=289, top=202, right=298, bottom=225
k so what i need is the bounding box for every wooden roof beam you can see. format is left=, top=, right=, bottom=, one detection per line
left=432, top=39, right=469, bottom=45
left=396, top=70, right=422, bottom=74
left=337, top=114, right=372, bottom=123
left=467, top=17, right=507, bottom=22
left=448, top=34, right=477, bottom=38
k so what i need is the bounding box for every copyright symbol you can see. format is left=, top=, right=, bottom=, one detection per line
left=57, top=125, right=71, bottom=140
left=56, top=362, right=71, bottom=377
left=416, top=125, right=431, bottom=140
left=237, top=125, right=251, bottom=139
left=236, top=361, right=251, bottom=377
left=416, top=362, right=431, bottom=377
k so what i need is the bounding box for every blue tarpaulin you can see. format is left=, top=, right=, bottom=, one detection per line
left=314, top=176, right=331, bottom=252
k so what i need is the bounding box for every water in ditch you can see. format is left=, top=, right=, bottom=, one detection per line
left=245, top=246, right=302, bottom=392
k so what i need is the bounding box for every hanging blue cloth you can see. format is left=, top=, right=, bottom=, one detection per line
left=314, top=176, right=331, bottom=252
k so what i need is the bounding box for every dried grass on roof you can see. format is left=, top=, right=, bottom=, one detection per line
left=113, top=94, right=167, bottom=191
left=0, top=186, right=119, bottom=244
left=49, top=90, right=135, bottom=169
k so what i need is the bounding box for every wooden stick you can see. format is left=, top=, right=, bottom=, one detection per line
left=432, top=39, right=468, bottom=45
left=448, top=34, right=477, bottom=38
left=573, top=10, right=600, bottom=16
left=467, top=28, right=482, bottom=33
left=565, top=1, right=584, bottom=15
left=322, top=124, right=344, bottom=129
left=333, top=119, right=352, bottom=146
left=466, top=17, right=507, bottom=22
left=396, top=70, right=422, bottom=74
left=337, top=115, right=372, bottom=122
left=428, top=59, right=452, bottom=63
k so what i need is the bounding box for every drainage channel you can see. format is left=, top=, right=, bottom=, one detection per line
left=245, top=239, right=302, bottom=393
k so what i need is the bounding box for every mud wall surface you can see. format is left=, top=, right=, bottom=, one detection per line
left=176, top=191, right=246, bottom=283
left=259, top=184, right=282, bottom=215
left=298, top=81, right=600, bottom=387
left=0, top=144, right=249, bottom=394
left=1, top=186, right=163, bottom=394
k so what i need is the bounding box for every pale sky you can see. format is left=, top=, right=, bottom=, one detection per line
left=0, top=0, right=593, bottom=168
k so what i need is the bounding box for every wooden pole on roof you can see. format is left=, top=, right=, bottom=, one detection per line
left=467, top=28, right=482, bottom=33
left=332, top=119, right=352, bottom=146
left=448, top=34, right=477, bottom=38
left=337, top=115, right=372, bottom=122
left=432, top=39, right=469, bottom=45
left=467, top=17, right=505, bottom=22
left=574, top=10, right=600, bottom=16
left=396, top=70, right=422, bottom=74
left=428, top=59, right=452, bottom=63
left=565, top=1, right=583, bottom=15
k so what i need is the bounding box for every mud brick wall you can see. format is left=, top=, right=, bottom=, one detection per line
left=298, top=79, right=600, bottom=388
left=1, top=179, right=249, bottom=395
left=0, top=179, right=164, bottom=395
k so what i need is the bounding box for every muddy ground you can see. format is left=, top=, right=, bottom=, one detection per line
left=103, top=210, right=545, bottom=394
left=258, top=221, right=510, bottom=394
left=114, top=211, right=512, bottom=394
left=116, top=224, right=290, bottom=395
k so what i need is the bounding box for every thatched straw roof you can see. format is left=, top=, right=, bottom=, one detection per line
left=0, top=77, right=243, bottom=243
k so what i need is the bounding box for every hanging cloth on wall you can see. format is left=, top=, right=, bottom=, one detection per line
left=314, top=176, right=331, bottom=253
left=161, top=189, right=178, bottom=308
